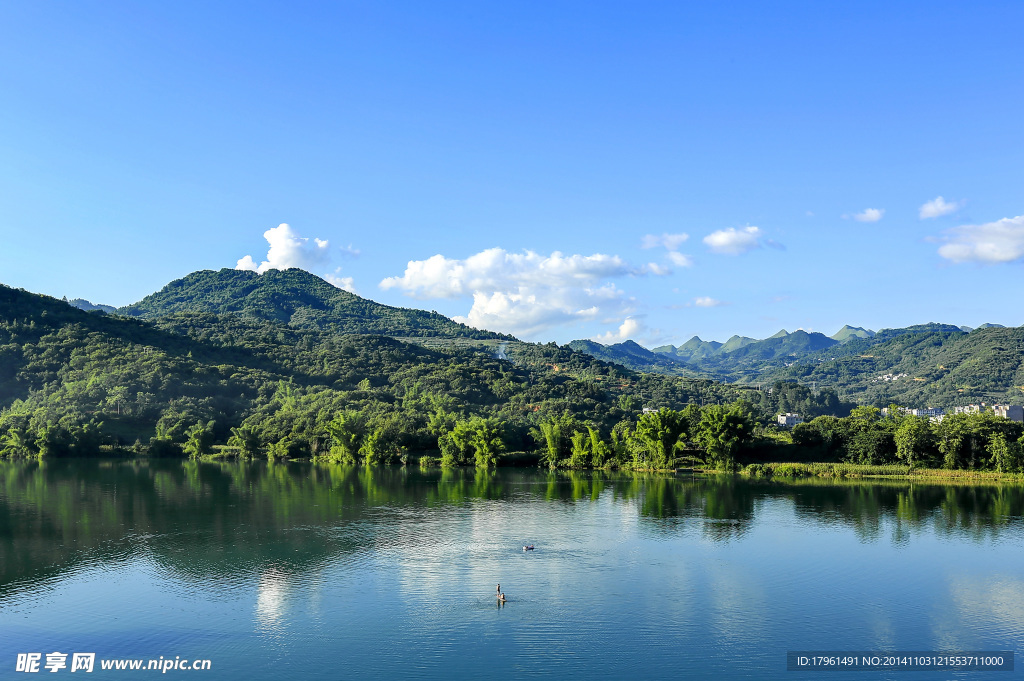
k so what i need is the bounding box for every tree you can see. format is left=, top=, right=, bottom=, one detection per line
left=1, top=425, right=35, bottom=457
left=228, top=426, right=262, bottom=458
left=588, top=426, right=610, bottom=468
left=325, top=410, right=366, bottom=463
left=469, top=417, right=505, bottom=468
left=532, top=418, right=564, bottom=469
left=183, top=420, right=216, bottom=459
left=568, top=430, right=589, bottom=468
left=894, top=416, right=930, bottom=468
left=989, top=432, right=1022, bottom=473
left=629, top=408, right=689, bottom=469
left=694, top=402, right=753, bottom=470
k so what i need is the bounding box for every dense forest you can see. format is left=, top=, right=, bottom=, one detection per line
left=2, top=270, right=1023, bottom=474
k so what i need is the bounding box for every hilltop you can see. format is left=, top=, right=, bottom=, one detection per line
left=118, top=268, right=513, bottom=340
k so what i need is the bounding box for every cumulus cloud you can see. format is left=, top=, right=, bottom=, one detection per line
left=937, top=216, right=1024, bottom=264
left=641, top=232, right=689, bottom=250
left=694, top=296, right=724, bottom=307
left=380, top=248, right=649, bottom=339
left=703, top=226, right=763, bottom=255
left=236, top=223, right=332, bottom=274
left=853, top=208, right=885, bottom=223
left=592, top=317, right=646, bottom=344
left=920, top=196, right=964, bottom=219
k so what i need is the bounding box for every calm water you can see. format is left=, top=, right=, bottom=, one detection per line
left=2, top=460, right=1023, bottom=679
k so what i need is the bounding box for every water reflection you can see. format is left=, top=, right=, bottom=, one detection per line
left=2, top=460, right=1023, bottom=597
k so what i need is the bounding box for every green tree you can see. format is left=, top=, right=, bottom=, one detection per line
left=694, top=402, right=753, bottom=470
left=629, top=408, right=689, bottom=469
left=532, top=417, right=564, bottom=469
left=228, top=426, right=262, bottom=458
left=567, top=430, right=589, bottom=468
left=894, top=416, right=930, bottom=468
left=183, top=420, right=216, bottom=459
left=325, top=410, right=366, bottom=463
left=989, top=432, right=1022, bottom=473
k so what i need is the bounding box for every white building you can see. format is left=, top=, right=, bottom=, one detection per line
left=993, top=405, right=1024, bottom=422
left=777, top=413, right=804, bottom=427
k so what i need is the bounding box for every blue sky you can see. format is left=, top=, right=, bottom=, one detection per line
left=1, top=1, right=1022, bottom=345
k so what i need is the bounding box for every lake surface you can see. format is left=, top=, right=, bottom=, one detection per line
left=2, top=460, right=1023, bottom=679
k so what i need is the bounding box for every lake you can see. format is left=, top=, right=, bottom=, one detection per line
left=2, top=460, right=1022, bottom=679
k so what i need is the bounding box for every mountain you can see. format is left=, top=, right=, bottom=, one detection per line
left=1, top=282, right=772, bottom=458
left=67, top=298, right=116, bottom=314
left=719, top=335, right=758, bottom=353
left=831, top=325, right=875, bottom=343
left=718, top=329, right=837, bottom=361
left=567, top=339, right=694, bottom=375
left=575, top=321, right=1024, bottom=404
left=653, top=336, right=723, bottom=362
left=977, top=323, right=1006, bottom=330
left=118, top=268, right=511, bottom=340
left=765, top=324, right=1024, bottom=407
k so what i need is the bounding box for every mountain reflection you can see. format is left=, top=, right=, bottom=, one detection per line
left=2, top=460, right=1023, bottom=598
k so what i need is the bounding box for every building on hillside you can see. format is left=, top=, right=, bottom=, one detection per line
left=992, top=405, right=1024, bottom=422
left=952, top=404, right=983, bottom=415
left=777, top=413, right=804, bottom=427
left=911, top=407, right=945, bottom=418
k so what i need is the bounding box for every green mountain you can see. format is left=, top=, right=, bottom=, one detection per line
left=567, top=339, right=694, bottom=376
left=718, top=329, right=837, bottom=361
left=653, top=336, right=723, bottom=362
left=4, top=281, right=789, bottom=459
left=831, top=325, right=875, bottom=343
left=719, top=335, right=758, bottom=353
left=767, top=325, right=1024, bottom=407
left=118, top=268, right=511, bottom=340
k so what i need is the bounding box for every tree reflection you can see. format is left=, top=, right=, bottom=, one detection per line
left=2, top=461, right=1023, bottom=597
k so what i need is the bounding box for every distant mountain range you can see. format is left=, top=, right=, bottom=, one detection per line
left=568, top=321, right=1020, bottom=407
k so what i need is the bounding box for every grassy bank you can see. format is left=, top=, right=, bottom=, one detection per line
left=740, top=461, right=1024, bottom=482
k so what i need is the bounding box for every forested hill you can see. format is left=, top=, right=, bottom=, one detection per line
left=765, top=325, right=1024, bottom=407
left=118, top=268, right=512, bottom=340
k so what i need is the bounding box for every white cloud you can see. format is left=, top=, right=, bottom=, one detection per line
left=703, top=226, right=763, bottom=255
left=694, top=296, right=723, bottom=307
left=236, top=223, right=359, bottom=290
left=324, top=269, right=356, bottom=293
left=592, top=317, right=645, bottom=344
left=641, top=232, right=689, bottom=250
left=380, top=248, right=637, bottom=299
left=380, top=248, right=648, bottom=339
left=853, top=208, right=885, bottom=223
left=667, top=252, right=694, bottom=267
left=236, top=223, right=332, bottom=274
left=919, top=196, right=964, bottom=219
left=937, top=215, right=1024, bottom=264
left=641, top=232, right=694, bottom=270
